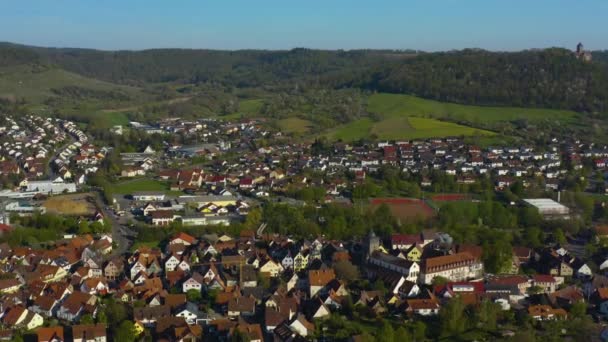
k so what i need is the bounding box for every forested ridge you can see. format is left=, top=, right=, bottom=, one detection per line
left=1, top=42, right=608, bottom=113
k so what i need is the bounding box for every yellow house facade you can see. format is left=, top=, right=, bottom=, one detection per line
left=405, top=245, right=422, bottom=262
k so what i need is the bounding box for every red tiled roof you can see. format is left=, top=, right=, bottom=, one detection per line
left=489, top=275, right=529, bottom=286
left=391, top=234, right=423, bottom=246
left=37, top=326, right=64, bottom=342
left=533, top=274, right=556, bottom=283
left=172, top=232, right=196, bottom=244
left=423, top=252, right=477, bottom=272
left=2, top=306, right=25, bottom=325
left=308, top=269, right=336, bottom=287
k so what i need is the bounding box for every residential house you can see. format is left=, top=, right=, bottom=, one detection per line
left=57, top=291, right=96, bottom=322
left=134, top=305, right=171, bottom=327
left=527, top=305, right=567, bottom=321
left=174, top=302, right=201, bottom=325
left=37, top=326, right=64, bottom=342
left=103, top=259, right=124, bottom=280
left=72, top=324, right=107, bottom=342
left=404, top=296, right=441, bottom=317
left=293, top=251, right=309, bottom=272
left=259, top=259, right=284, bottom=278
left=30, top=296, right=59, bottom=317
left=228, top=296, right=256, bottom=317
left=533, top=275, right=557, bottom=293
left=182, top=273, right=204, bottom=293
left=308, top=269, right=336, bottom=297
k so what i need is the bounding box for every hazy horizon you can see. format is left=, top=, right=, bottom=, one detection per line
left=1, top=0, right=607, bottom=52
left=2, top=40, right=604, bottom=54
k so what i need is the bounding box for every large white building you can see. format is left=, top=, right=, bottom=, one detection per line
left=523, top=198, right=570, bottom=219
left=25, top=181, right=77, bottom=194
left=420, top=252, right=483, bottom=285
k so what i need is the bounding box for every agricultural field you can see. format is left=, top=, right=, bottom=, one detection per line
left=367, top=93, right=577, bottom=124
left=43, top=193, right=97, bottom=216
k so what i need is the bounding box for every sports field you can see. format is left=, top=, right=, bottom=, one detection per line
left=370, top=198, right=435, bottom=222
left=108, top=178, right=171, bottom=194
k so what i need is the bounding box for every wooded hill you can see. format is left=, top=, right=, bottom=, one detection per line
left=1, top=42, right=608, bottom=113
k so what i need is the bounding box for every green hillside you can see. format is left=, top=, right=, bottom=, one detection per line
left=323, top=92, right=583, bottom=141
left=326, top=116, right=494, bottom=141
left=367, top=93, right=578, bottom=125
left=0, top=65, right=139, bottom=103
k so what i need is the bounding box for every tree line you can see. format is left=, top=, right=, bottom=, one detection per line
left=2, top=43, right=608, bottom=113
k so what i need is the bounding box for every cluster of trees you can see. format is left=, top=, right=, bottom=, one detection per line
left=258, top=88, right=369, bottom=128
left=2, top=213, right=110, bottom=247
left=49, top=85, right=131, bottom=102
left=101, top=298, right=138, bottom=342
left=260, top=202, right=401, bottom=240
left=315, top=293, right=594, bottom=341
left=371, top=48, right=608, bottom=113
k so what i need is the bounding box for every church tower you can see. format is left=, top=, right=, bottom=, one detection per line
left=365, top=230, right=380, bottom=260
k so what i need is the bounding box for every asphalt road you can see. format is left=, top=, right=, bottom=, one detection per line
left=47, top=135, right=76, bottom=180
left=46, top=127, right=137, bottom=258
left=92, top=191, right=137, bottom=258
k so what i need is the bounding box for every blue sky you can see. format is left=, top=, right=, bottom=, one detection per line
left=1, top=0, right=606, bottom=51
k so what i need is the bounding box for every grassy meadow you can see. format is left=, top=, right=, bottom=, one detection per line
left=367, top=93, right=577, bottom=124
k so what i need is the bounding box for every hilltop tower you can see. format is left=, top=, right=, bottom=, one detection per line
left=575, top=42, right=592, bottom=62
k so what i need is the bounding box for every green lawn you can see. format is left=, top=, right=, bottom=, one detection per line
left=407, top=117, right=493, bottom=138
left=368, top=93, right=577, bottom=124
left=370, top=116, right=415, bottom=139
left=239, top=99, right=264, bottom=114
left=277, top=117, right=313, bottom=134
left=220, top=99, right=265, bottom=120
left=130, top=241, right=161, bottom=252
left=327, top=118, right=374, bottom=141
left=108, top=178, right=171, bottom=194
left=101, top=111, right=130, bottom=126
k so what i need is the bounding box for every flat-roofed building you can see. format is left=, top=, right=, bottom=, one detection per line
left=523, top=198, right=570, bottom=219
